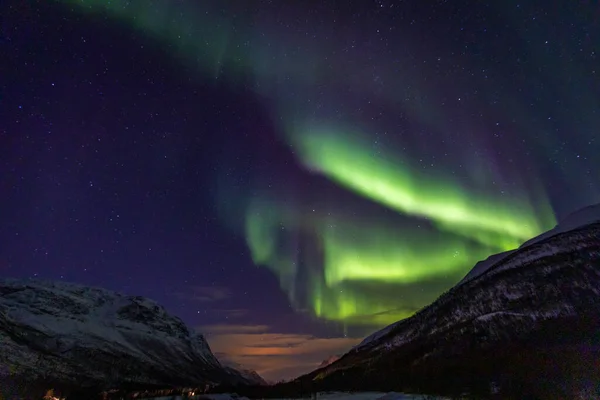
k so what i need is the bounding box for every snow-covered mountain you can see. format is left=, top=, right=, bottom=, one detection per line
left=0, top=279, right=251, bottom=396
left=302, top=203, right=600, bottom=398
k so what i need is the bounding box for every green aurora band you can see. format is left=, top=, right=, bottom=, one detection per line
left=285, top=125, right=556, bottom=251
left=245, top=195, right=504, bottom=325
left=244, top=127, right=555, bottom=325
left=61, top=0, right=563, bottom=327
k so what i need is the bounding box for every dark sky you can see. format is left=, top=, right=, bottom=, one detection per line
left=1, top=0, right=599, bottom=381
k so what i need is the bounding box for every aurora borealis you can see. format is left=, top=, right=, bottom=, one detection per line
left=243, top=126, right=556, bottom=324
left=3, top=0, right=599, bottom=380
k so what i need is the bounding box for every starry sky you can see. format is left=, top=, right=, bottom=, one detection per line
left=1, top=0, right=599, bottom=382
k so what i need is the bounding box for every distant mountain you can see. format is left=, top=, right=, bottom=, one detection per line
left=298, top=203, right=600, bottom=399
left=318, top=355, right=340, bottom=368
left=0, top=279, right=251, bottom=398
left=219, top=360, right=268, bottom=386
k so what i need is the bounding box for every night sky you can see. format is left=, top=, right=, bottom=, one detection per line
left=1, top=0, right=599, bottom=382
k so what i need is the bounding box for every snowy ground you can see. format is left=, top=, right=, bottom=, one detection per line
left=152, top=392, right=448, bottom=400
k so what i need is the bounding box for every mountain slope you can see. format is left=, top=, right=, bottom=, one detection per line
left=0, top=279, right=249, bottom=397
left=302, top=204, right=600, bottom=398
left=221, top=363, right=268, bottom=386
left=318, top=355, right=341, bottom=368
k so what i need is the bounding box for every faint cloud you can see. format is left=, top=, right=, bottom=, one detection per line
left=202, top=324, right=270, bottom=335
left=173, top=285, right=232, bottom=303
left=198, top=323, right=361, bottom=382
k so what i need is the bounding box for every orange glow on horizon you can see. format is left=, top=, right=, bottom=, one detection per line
left=200, top=324, right=361, bottom=382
